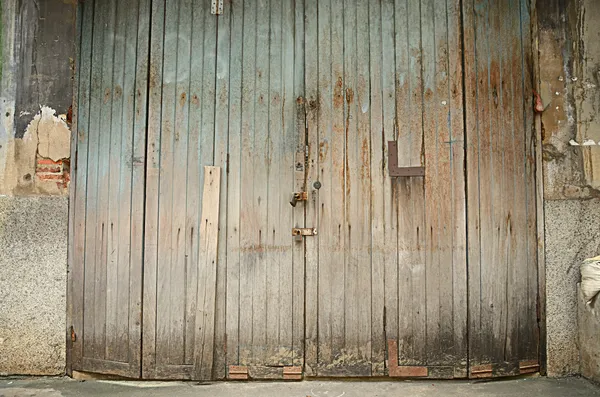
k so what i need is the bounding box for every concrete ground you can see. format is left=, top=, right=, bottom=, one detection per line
left=1, top=376, right=599, bottom=397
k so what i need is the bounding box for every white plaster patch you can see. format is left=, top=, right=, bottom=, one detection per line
left=25, top=106, right=71, bottom=161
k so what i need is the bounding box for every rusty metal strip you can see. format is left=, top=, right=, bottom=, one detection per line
left=470, top=364, right=493, bottom=378
left=228, top=365, right=248, bottom=380
left=387, top=141, right=425, bottom=177
left=387, top=339, right=428, bottom=378
left=283, top=366, right=303, bottom=380
left=519, top=360, right=540, bottom=375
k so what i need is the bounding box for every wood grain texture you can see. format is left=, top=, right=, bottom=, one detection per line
left=72, top=0, right=148, bottom=378
left=464, top=0, right=539, bottom=377
left=194, top=166, right=221, bottom=380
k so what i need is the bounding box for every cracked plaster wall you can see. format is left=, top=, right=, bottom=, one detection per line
left=539, top=0, right=600, bottom=377
left=0, top=0, right=75, bottom=376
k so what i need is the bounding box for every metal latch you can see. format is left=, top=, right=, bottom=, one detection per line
left=211, top=0, right=223, bottom=14
left=292, top=228, right=317, bottom=237
left=289, top=192, right=308, bottom=207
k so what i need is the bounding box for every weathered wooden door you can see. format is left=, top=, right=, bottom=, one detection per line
left=303, top=0, right=468, bottom=377
left=72, top=0, right=540, bottom=381
left=463, top=0, right=540, bottom=378
left=141, top=0, right=306, bottom=380
left=71, top=0, right=150, bottom=378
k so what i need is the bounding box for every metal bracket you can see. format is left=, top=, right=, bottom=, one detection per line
left=211, top=0, right=223, bottom=15
left=387, top=141, right=425, bottom=177
left=387, top=339, right=428, bottom=377
left=289, top=192, right=308, bottom=207
left=292, top=228, right=317, bottom=237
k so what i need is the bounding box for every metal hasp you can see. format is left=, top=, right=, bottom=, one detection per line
left=211, top=0, right=223, bottom=14
left=289, top=191, right=308, bottom=207
left=292, top=228, right=317, bottom=237
left=387, top=141, right=425, bottom=177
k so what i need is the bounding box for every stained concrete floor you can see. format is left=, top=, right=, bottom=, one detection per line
left=1, top=376, right=600, bottom=397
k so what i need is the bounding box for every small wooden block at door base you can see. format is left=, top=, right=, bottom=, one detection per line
left=194, top=166, right=221, bottom=380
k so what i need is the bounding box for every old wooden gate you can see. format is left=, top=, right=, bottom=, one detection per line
left=70, top=0, right=540, bottom=380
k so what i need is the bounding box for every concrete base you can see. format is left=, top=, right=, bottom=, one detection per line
left=0, top=196, right=68, bottom=375
left=1, top=377, right=600, bottom=397
left=544, top=199, right=600, bottom=376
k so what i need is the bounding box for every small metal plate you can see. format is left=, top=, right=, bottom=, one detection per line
left=292, top=228, right=317, bottom=237
left=211, top=0, right=223, bottom=15
left=388, top=141, right=425, bottom=177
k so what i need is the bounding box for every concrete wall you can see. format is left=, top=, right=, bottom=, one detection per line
left=539, top=0, right=600, bottom=377
left=0, top=196, right=68, bottom=375
left=0, top=0, right=75, bottom=376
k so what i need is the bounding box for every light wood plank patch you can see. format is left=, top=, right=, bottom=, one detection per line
left=194, top=166, right=222, bottom=380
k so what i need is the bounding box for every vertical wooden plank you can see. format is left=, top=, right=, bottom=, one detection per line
left=421, top=0, right=442, bottom=364
left=214, top=0, right=232, bottom=379
left=276, top=0, right=296, bottom=367
left=316, top=0, right=335, bottom=373
left=393, top=0, right=414, bottom=365
left=404, top=0, right=427, bottom=366
left=129, top=0, right=150, bottom=376
left=500, top=0, right=518, bottom=365
left=353, top=0, right=372, bottom=375
left=266, top=0, right=283, bottom=365
left=368, top=0, right=386, bottom=376
left=73, top=0, right=94, bottom=369
left=475, top=0, right=494, bottom=368
left=330, top=0, right=346, bottom=374
left=238, top=0, right=257, bottom=367
left=155, top=0, right=178, bottom=367
left=168, top=0, right=192, bottom=366
left=94, top=0, right=117, bottom=360
left=382, top=0, right=400, bottom=357
left=463, top=0, right=481, bottom=374
left=520, top=0, right=539, bottom=364
left=433, top=0, right=455, bottom=366
left=142, top=0, right=165, bottom=377
left=447, top=0, right=468, bottom=376
left=291, top=0, right=306, bottom=368
left=184, top=0, right=207, bottom=370
left=114, top=0, right=139, bottom=364
left=251, top=0, right=270, bottom=367
left=489, top=0, right=507, bottom=365
left=381, top=0, right=400, bottom=368
left=304, top=0, right=319, bottom=376
left=105, top=0, right=126, bottom=362
left=83, top=0, right=102, bottom=360
left=225, top=0, right=243, bottom=370
left=195, top=166, right=222, bottom=380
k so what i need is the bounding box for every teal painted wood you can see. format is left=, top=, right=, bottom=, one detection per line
left=71, top=0, right=94, bottom=374
left=224, top=0, right=244, bottom=374
left=291, top=0, right=306, bottom=369
left=142, top=0, right=165, bottom=379
left=464, top=0, right=539, bottom=377
left=72, top=0, right=149, bottom=378
left=304, top=0, right=319, bottom=377
left=213, top=0, right=232, bottom=379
